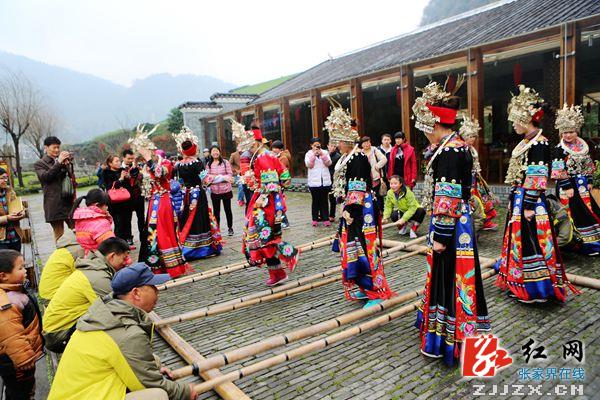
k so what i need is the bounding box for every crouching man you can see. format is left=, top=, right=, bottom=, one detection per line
left=48, top=263, right=196, bottom=400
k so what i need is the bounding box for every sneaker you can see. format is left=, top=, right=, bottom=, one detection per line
left=409, top=229, right=418, bottom=239
left=126, top=238, right=134, bottom=246
left=363, top=299, right=383, bottom=309
left=398, top=224, right=409, bottom=235
left=329, top=217, right=335, bottom=222
left=312, top=221, right=318, bottom=227
left=323, top=221, right=331, bottom=227
left=228, top=228, right=234, bottom=236
left=353, top=291, right=368, bottom=300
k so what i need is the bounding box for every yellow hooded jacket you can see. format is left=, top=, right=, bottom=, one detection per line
left=38, top=230, right=85, bottom=301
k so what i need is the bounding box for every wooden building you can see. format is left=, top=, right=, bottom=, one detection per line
left=180, top=0, right=600, bottom=181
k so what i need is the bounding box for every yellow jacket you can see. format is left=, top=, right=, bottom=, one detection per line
left=42, top=251, right=114, bottom=352
left=48, top=297, right=190, bottom=400
left=38, top=230, right=84, bottom=301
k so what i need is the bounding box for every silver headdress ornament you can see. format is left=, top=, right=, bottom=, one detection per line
left=128, top=123, right=159, bottom=152
left=555, top=103, right=585, bottom=134
left=230, top=119, right=254, bottom=152
left=507, top=84, right=543, bottom=126
left=459, top=115, right=481, bottom=140
left=324, top=98, right=358, bottom=145
left=172, top=126, right=199, bottom=152
left=411, top=80, right=457, bottom=134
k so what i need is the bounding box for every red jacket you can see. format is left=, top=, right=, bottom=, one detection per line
left=388, top=143, right=417, bottom=188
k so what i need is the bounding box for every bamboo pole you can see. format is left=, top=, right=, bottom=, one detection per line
left=192, top=261, right=499, bottom=393
left=170, top=259, right=425, bottom=379
left=159, top=222, right=401, bottom=291
left=156, top=237, right=427, bottom=327
left=147, top=311, right=250, bottom=400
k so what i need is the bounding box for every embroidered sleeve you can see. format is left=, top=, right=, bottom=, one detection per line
left=432, top=181, right=462, bottom=245
left=522, top=142, right=549, bottom=210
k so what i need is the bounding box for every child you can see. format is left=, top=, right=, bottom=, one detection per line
left=0, top=249, right=44, bottom=399
left=382, top=175, right=425, bottom=239
left=71, top=189, right=115, bottom=254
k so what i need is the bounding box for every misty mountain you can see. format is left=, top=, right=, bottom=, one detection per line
left=0, top=51, right=236, bottom=143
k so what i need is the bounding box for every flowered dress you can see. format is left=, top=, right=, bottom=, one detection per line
left=142, top=157, right=189, bottom=278
left=335, top=150, right=394, bottom=301
left=174, top=158, right=222, bottom=260
left=496, top=131, right=577, bottom=301
left=242, top=149, right=298, bottom=269
left=415, top=132, right=490, bottom=366
left=551, top=137, right=600, bottom=255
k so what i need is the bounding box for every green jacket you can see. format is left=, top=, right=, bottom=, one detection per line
left=43, top=250, right=115, bottom=352
left=383, top=186, right=420, bottom=221
left=48, top=296, right=190, bottom=400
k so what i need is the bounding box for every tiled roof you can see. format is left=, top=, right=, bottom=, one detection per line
left=178, top=101, right=222, bottom=110
left=255, top=0, right=600, bottom=102
left=209, top=93, right=259, bottom=101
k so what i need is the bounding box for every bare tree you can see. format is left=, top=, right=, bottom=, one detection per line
left=26, top=108, right=60, bottom=159
left=0, top=69, right=41, bottom=187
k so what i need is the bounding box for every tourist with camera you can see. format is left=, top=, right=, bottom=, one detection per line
left=34, top=136, right=77, bottom=241
left=305, top=137, right=332, bottom=227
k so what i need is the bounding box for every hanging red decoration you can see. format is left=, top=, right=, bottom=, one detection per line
left=513, top=63, right=522, bottom=87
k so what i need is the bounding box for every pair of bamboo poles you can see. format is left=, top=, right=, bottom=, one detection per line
left=154, top=226, right=600, bottom=395
left=157, top=221, right=401, bottom=291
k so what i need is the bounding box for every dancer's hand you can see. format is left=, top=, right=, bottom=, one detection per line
left=524, top=209, right=535, bottom=221
left=432, top=241, right=446, bottom=253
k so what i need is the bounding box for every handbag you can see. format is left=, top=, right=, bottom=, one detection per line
left=108, top=182, right=131, bottom=203
left=378, top=178, right=388, bottom=197
left=61, top=174, right=74, bottom=199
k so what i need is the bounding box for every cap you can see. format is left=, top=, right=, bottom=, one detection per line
left=111, top=262, right=170, bottom=295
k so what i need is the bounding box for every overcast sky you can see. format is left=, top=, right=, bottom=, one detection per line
left=0, top=0, right=428, bottom=87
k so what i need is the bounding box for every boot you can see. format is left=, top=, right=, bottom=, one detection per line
left=266, top=268, right=288, bottom=286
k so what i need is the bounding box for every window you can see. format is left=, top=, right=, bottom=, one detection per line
left=206, top=121, right=218, bottom=149
left=223, top=118, right=236, bottom=157
left=321, top=89, right=351, bottom=145
left=289, top=99, right=312, bottom=177
left=262, top=107, right=282, bottom=142
left=362, top=79, right=402, bottom=146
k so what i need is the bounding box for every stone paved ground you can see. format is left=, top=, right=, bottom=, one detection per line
left=27, top=189, right=599, bottom=400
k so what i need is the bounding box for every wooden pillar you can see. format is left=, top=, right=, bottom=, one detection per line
left=234, top=110, right=242, bottom=123
left=280, top=97, right=292, bottom=148
left=350, top=78, right=364, bottom=135
left=254, top=105, right=264, bottom=127
left=216, top=116, right=225, bottom=150
left=399, top=65, right=414, bottom=147
left=560, top=22, right=578, bottom=105
left=310, top=89, right=323, bottom=140
left=467, top=47, right=487, bottom=162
